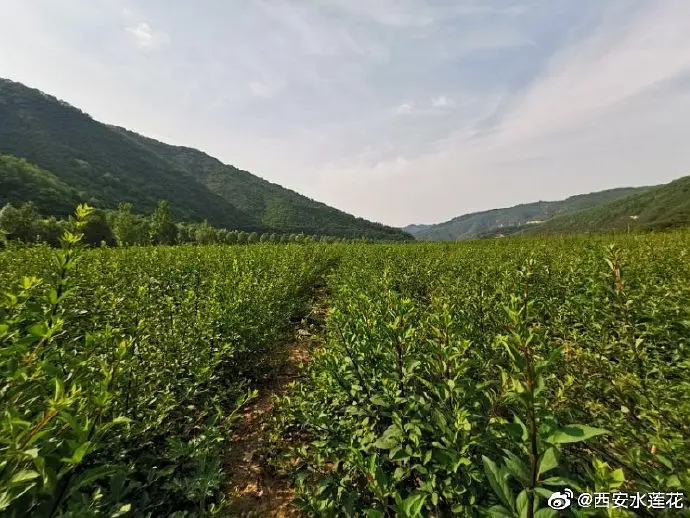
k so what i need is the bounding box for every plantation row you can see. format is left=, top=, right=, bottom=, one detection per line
left=0, top=206, right=337, bottom=516
left=2, top=208, right=689, bottom=516
left=271, top=233, right=690, bottom=516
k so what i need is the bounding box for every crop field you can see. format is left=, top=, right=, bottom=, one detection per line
left=1, top=209, right=689, bottom=517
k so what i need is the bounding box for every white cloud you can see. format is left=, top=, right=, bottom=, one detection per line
left=4, top=0, right=690, bottom=227
left=431, top=95, right=451, bottom=108
left=125, top=22, right=170, bottom=50
left=491, top=0, right=690, bottom=143
left=297, top=1, right=690, bottom=225
left=395, top=102, right=414, bottom=114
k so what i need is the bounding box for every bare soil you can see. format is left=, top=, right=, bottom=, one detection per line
left=224, top=340, right=309, bottom=517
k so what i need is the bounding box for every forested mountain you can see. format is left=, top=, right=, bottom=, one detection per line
left=524, top=175, right=690, bottom=234
left=0, top=154, right=80, bottom=213
left=112, top=127, right=407, bottom=238
left=0, top=77, right=411, bottom=240
left=405, top=187, right=649, bottom=241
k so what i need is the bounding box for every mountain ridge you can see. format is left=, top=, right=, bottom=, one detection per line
left=0, top=77, right=411, bottom=240
left=523, top=175, right=690, bottom=235
left=404, top=186, right=652, bottom=241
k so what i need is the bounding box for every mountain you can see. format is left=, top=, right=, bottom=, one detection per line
left=0, top=154, right=81, bottom=213
left=405, top=187, right=649, bottom=241
left=110, top=127, right=408, bottom=239
left=524, top=175, right=690, bottom=234
left=0, top=77, right=411, bottom=241
left=401, top=223, right=431, bottom=235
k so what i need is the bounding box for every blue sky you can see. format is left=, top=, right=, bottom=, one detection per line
left=2, top=0, right=689, bottom=226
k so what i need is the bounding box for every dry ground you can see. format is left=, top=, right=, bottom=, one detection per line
left=224, top=296, right=327, bottom=517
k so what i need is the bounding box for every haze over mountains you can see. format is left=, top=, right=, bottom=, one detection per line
left=405, top=176, right=690, bottom=241
left=2, top=76, right=689, bottom=242
left=0, top=77, right=411, bottom=241
left=404, top=188, right=646, bottom=240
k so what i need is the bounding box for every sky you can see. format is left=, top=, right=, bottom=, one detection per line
left=1, top=0, right=690, bottom=227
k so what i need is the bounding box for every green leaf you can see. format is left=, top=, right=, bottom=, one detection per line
left=502, top=450, right=530, bottom=485
left=538, top=448, right=558, bottom=476
left=9, top=470, right=40, bottom=486
left=398, top=491, right=427, bottom=517
left=374, top=424, right=402, bottom=450
left=370, top=395, right=388, bottom=406
left=28, top=322, right=48, bottom=338
left=23, top=448, right=40, bottom=460
left=111, top=503, right=132, bottom=517
left=483, top=456, right=514, bottom=512
left=389, top=446, right=410, bottom=462
left=546, top=425, right=609, bottom=444
left=61, top=441, right=91, bottom=465
left=534, top=509, right=558, bottom=518
left=506, top=416, right=528, bottom=442
left=516, top=490, right=529, bottom=518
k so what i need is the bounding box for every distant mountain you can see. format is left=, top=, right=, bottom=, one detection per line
left=401, top=223, right=431, bottom=234
left=406, top=188, right=648, bottom=241
left=524, top=175, right=690, bottom=234
left=0, top=77, right=411, bottom=241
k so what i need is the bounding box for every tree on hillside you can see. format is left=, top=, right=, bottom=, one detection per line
left=194, top=220, right=218, bottom=245
left=112, top=202, right=148, bottom=246
left=82, top=209, right=116, bottom=246
left=149, top=200, right=178, bottom=245
left=36, top=216, right=67, bottom=246
left=0, top=202, right=40, bottom=242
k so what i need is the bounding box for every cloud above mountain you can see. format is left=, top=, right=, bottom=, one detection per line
left=1, top=0, right=689, bottom=225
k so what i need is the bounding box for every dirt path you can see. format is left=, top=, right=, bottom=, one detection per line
left=224, top=299, right=325, bottom=517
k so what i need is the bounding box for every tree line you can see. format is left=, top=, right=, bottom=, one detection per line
left=0, top=200, right=369, bottom=247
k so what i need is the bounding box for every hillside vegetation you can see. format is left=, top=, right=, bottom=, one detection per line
left=0, top=78, right=410, bottom=241
left=113, top=127, right=407, bottom=238
left=0, top=154, right=80, bottom=214
left=3, top=215, right=689, bottom=515
left=405, top=188, right=648, bottom=241
left=525, top=175, right=690, bottom=234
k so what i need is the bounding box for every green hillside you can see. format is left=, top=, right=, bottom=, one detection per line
left=0, top=154, right=81, bottom=214
left=0, top=77, right=411, bottom=240
left=112, top=127, right=409, bottom=239
left=525, top=174, right=690, bottom=234
left=405, top=187, right=648, bottom=241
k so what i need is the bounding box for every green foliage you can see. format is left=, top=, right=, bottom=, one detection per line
left=110, top=203, right=148, bottom=246
left=0, top=202, right=41, bottom=242
left=526, top=176, right=690, bottom=235
left=148, top=200, right=178, bottom=245
left=407, top=188, right=649, bottom=241
left=4, top=199, right=689, bottom=516
left=0, top=78, right=411, bottom=241
left=0, top=154, right=80, bottom=216
left=271, top=233, right=690, bottom=516
left=0, top=212, right=336, bottom=515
